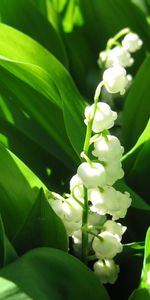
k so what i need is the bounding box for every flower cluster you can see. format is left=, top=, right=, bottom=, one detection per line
left=47, top=28, right=142, bottom=286
left=98, top=29, right=143, bottom=95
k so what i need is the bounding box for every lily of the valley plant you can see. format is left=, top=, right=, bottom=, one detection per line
left=48, top=28, right=143, bottom=284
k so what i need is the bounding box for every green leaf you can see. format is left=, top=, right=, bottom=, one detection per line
left=13, top=189, right=68, bottom=254
left=129, top=227, right=150, bottom=299
left=0, top=216, right=17, bottom=268
left=0, top=247, right=110, bottom=300
left=0, top=143, right=46, bottom=240
left=122, top=55, right=150, bottom=151
left=0, top=110, right=70, bottom=191
left=51, top=0, right=68, bottom=12
left=0, top=23, right=85, bottom=157
left=0, top=0, right=68, bottom=68
left=0, top=70, right=78, bottom=169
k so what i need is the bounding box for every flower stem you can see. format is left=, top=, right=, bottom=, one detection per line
left=83, top=81, right=104, bottom=156
left=106, top=27, right=130, bottom=50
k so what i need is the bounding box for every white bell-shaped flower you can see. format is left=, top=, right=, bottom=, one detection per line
left=84, top=102, right=117, bottom=133
left=92, top=134, right=124, bottom=161
left=102, top=220, right=127, bottom=241
left=93, top=259, right=120, bottom=284
left=104, top=46, right=134, bottom=68
left=105, top=160, right=124, bottom=185
left=122, top=32, right=143, bottom=53
left=50, top=197, right=82, bottom=236
left=108, top=191, right=132, bottom=220
left=103, top=65, right=129, bottom=95
left=89, top=187, right=110, bottom=215
left=92, top=231, right=123, bottom=259
left=77, top=162, right=106, bottom=188
left=70, top=174, right=84, bottom=203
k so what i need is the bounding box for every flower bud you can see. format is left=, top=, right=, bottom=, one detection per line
left=93, top=259, right=120, bottom=284
left=103, top=65, right=129, bottom=95
left=92, top=231, right=123, bottom=259
left=77, top=162, right=106, bottom=188
left=92, top=134, right=124, bottom=161
left=84, top=102, right=117, bottom=133
left=122, top=32, right=143, bottom=53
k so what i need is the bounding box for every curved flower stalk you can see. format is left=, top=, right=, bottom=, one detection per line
left=98, top=28, right=143, bottom=71
left=47, top=28, right=143, bottom=285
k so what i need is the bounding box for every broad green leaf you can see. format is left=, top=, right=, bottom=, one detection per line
left=129, top=227, right=150, bottom=299
left=0, top=23, right=86, bottom=156
left=0, top=69, right=78, bottom=168
left=13, top=189, right=68, bottom=254
left=114, top=180, right=150, bottom=211
left=122, top=55, right=150, bottom=151
left=0, top=0, right=68, bottom=68
left=0, top=143, right=46, bottom=240
left=0, top=216, right=17, bottom=268
left=0, top=247, right=110, bottom=300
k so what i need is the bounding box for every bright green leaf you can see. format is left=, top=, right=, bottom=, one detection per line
left=0, top=23, right=86, bottom=157
left=0, top=0, right=68, bottom=67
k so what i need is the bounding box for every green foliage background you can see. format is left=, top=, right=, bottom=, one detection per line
left=0, top=0, right=150, bottom=299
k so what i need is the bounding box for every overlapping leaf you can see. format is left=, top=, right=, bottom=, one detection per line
left=0, top=247, right=110, bottom=300
left=0, top=23, right=86, bottom=166
left=0, top=0, right=68, bottom=67
left=0, top=144, right=67, bottom=252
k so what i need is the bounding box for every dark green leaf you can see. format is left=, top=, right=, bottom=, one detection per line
left=0, top=143, right=46, bottom=240
left=0, top=247, right=110, bottom=300
left=0, top=216, right=17, bottom=268
left=13, top=189, right=68, bottom=254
